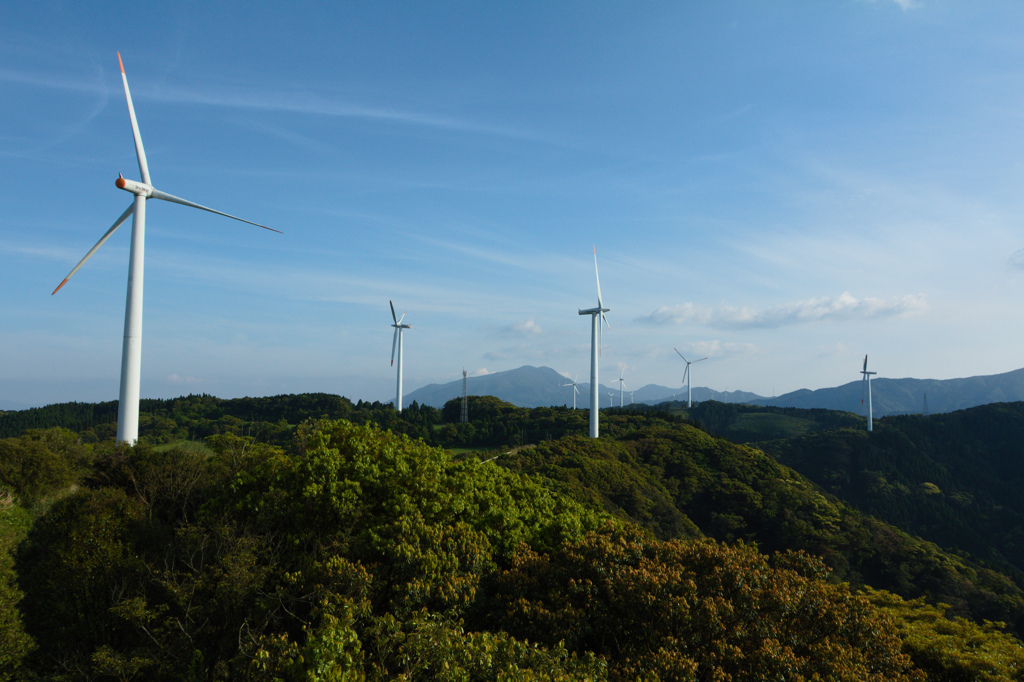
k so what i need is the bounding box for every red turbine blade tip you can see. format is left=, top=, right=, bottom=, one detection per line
left=52, top=279, right=69, bottom=295
left=117, top=52, right=124, bottom=74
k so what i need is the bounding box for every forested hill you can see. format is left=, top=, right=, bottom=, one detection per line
left=757, top=401, right=1024, bottom=581
left=4, top=395, right=1024, bottom=677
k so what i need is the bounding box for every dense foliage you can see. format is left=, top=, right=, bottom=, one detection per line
left=478, top=527, right=919, bottom=680
left=506, top=426, right=1024, bottom=633
left=3, top=396, right=1024, bottom=678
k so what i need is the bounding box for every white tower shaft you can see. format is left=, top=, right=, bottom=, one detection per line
left=395, top=330, right=404, bottom=412
left=116, top=195, right=146, bottom=443
left=589, top=312, right=599, bottom=438
left=861, top=355, right=876, bottom=433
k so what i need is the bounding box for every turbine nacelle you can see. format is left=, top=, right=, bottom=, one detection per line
left=115, top=176, right=154, bottom=197
left=578, top=306, right=610, bottom=316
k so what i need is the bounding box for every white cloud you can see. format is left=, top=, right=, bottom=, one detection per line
left=639, top=302, right=711, bottom=326
left=168, top=374, right=199, bottom=384
left=686, top=340, right=758, bottom=358
left=469, top=368, right=491, bottom=377
left=507, top=319, right=543, bottom=336
left=639, top=292, right=927, bottom=330
left=892, top=0, right=922, bottom=11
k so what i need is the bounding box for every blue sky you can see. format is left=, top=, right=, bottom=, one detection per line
left=3, top=1, right=1024, bottom=408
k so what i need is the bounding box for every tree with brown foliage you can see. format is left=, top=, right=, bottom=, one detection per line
left=480, top=525, right=921, bottom=681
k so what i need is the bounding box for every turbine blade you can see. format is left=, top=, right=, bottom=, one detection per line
left=391, top=328, right=398, bottom=366
left=118, top=52, right=150, bottom=185
left=397, top=311, right=407, bottom=325
left=574, top=385, right=580, bottom=395
left=52, top=203, right=135, bottom=294
left=674, top=348, right=688, bottom=363
left=683, top=365, right=689, bottom=386
left=390, top=300, right=397, bottom=324
left=863, top=355, right=868, bottom=371
left=594, top=245, right=604, bottom=308
left=694, top=357, right=708, bottom=364
left=149, top=189, right=281, bottom=233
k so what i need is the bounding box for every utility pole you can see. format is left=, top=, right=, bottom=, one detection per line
left=460, top=369, right=469, bottom=424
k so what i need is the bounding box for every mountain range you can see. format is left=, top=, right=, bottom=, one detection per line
left=400, top=365, right=762, bottom=409
left=753, top=366, right=1024, bottom=416
left=400, top=364, right=1024, bottom=416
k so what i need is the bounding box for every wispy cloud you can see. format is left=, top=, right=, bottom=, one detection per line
left=0, top=62, right=541, bottom=142
left=685, top=340, right=757, bottom=358
left=892, top=0, right=923, bottom=11
left=1010, top=249, right=1024, bottom=269
left=141, top=81, right=542, bottom=141
left=506, top=319, right=543, bottom=336
left=639, top=292, right=927, bottom=330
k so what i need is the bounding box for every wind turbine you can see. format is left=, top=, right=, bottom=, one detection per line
left=617, top=369, right=627, bottom=407
left=563, top=373, right=581, bottom=409
left=578, top=246, right=610, bottom=438
left=861, top=355, right=877, bottom=432
left=608, top=391, right=615, bottom=408
left=390, top=301, right=411, bottom=412
left=673, top=349, right=708, bottom=408
left=52, top=53, right=279, bottom=445
left=629, top=391, right=634, bottom=405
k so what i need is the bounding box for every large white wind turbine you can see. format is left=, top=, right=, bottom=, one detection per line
left=861, top=355, right=877, bottom=432
left=563, top=373, right=581, bottom=409
left=52, top=53, right=279, bottom=445
left=390, top=301, right=411, bottom=412
left=578, top=247, right=610, bottom=438
left=617, top=369, right=627, bottom=407
left=673, top=349, right=708, bottom=408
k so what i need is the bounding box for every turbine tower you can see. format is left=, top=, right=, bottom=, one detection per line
left=390, top=301, right=411, bottom=412
left=861, top=354, right=877, bottom=432
left=617, top=369, right=628, bottom=407
left=563, top=373, right=581, bottom=409
left=52, top=53, right=279, bottom=444
left=673, top=349, right=708, bottom=408
left=578, top=247, right=610, bottom=438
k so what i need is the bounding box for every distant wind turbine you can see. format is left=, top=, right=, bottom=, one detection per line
left=617, top=369, right=628, bottom=407
left=578, top=246, right=610, bottom=437
left=608, top=391, right=615, bottom=408
left=673, top=349, right=708, bottom=408
left=390, top=301, right=411, bottom=412
left=563, top=373, right=581, bottom=409
left=51, top=53, right=279, bottom=444
left=861, top=354, right=877, bottom=432
left=629, top=391, right=634, bottom=405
